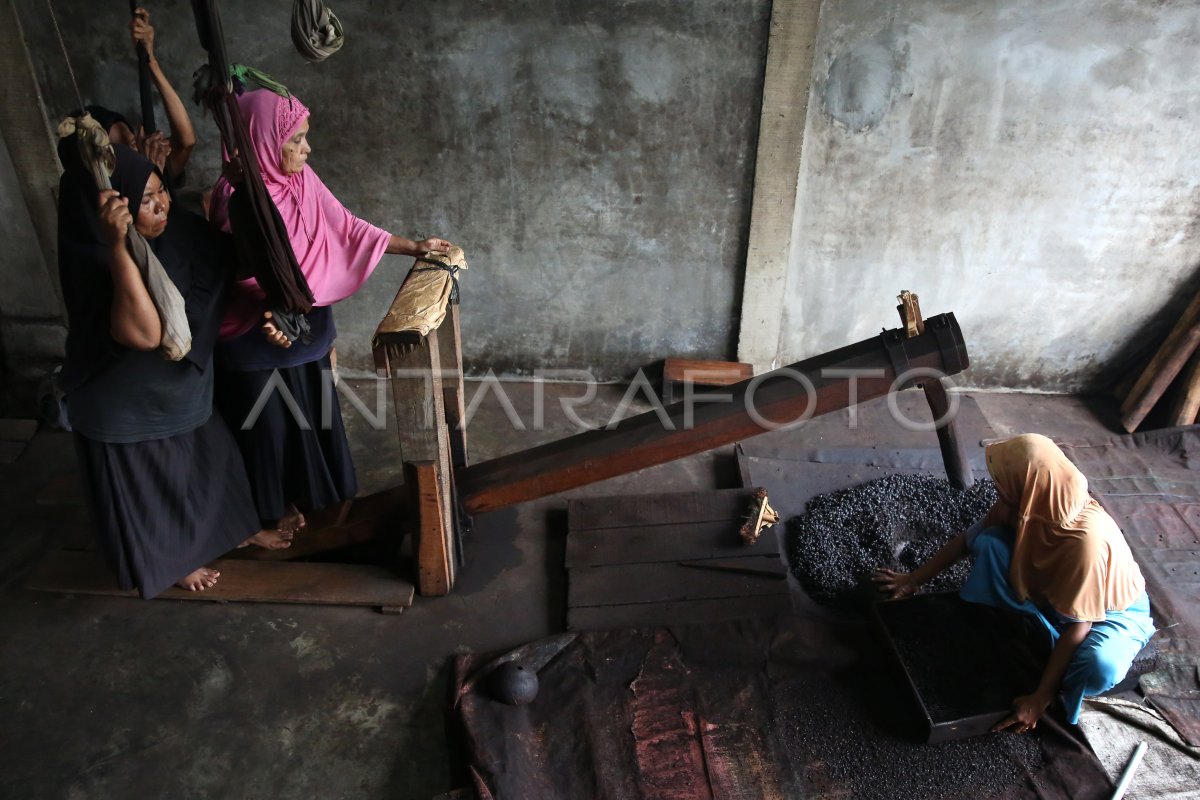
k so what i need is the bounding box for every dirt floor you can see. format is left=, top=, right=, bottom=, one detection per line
left=0, top=384, right=1125, bottom=799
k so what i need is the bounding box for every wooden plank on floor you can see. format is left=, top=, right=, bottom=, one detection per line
left=227, top=517, right=381, bottom=561
left=26, top=550, right=415, bottom=608
left=568, top=488, right=757, bottom=532
left=345, top=485, right=406, bottom=524
left=569, top=562, right=787, bottom=607
left=567, top=594, right=792, bottom=631
left=566, top=519, right=780, bottom=568
left=0, top=440, right=26, bottom=463
left=0, top=418, right=37, bottom=441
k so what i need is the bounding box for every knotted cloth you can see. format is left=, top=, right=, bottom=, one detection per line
left=374, top=246, right=468, bottom=345
left=291, top=0, right=344, bottom=63
left=57, top=113, right=191, bottom=361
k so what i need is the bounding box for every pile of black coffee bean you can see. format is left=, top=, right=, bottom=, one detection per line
left=788, top=473, right=999, bottom=604
left=776, top=670, right=1045, bottom=799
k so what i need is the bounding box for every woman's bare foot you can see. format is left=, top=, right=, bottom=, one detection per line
left=243, top=528, right=294, bottom=550
left=177, top=567, right=220, bottom=591
left=277, top=505, right=307, bottom=535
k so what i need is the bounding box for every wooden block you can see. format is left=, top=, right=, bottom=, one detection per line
left=26, top=550, right=415, bottom=608
left=567, top=594, right=792, bottom=631
left=0, top=418, right=37, bottom=441
left=663, top=358, right=754, bottom=386
left=565, top=519, right=780, bottom=568
left=569, top=562, right=787, bottom=607
left=408, top=461, right=451, bottom=596
left=663, top=358, right=754, bottom=405
left=568, top=488, right=758, bottom=531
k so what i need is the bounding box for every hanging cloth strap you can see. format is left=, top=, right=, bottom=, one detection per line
left=58, top=114, right=192, bottom=361
left=191, top=0, right=316, bottom=340
left=291, top=0, right=345, bottom=63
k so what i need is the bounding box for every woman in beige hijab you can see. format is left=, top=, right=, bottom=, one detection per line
left=874, top=434, right=1154, bottom=731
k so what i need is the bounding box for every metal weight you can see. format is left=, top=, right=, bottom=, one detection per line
left=488, top=662, right=539, bottom=706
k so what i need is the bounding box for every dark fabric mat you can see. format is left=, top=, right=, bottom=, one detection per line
left=452, top=618, right=1112, bottom=799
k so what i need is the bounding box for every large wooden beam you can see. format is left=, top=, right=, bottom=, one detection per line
left=458, top=313, right=969, bottom=514
left=374, top=253, right=465, bottom=595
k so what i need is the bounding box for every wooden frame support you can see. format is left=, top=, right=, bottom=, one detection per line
left=921, top=377, right=974, bottom=490
left=458, top=312, right=970, bottom=514
left=374, top=254, right=467, bottom=596
left=438, top=304, right=468, bottom=469
left=407, top=461, right=450, bottom=595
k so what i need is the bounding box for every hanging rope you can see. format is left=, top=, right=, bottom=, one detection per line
left=57, top=115, right=193, bottom=361
left=192, top=0, right=316, bottom=340
left=45, top=0, right=86, bottom=113
left=291, top=0, right=344, bottom=63
left=48, top=0, right=191, bottom=360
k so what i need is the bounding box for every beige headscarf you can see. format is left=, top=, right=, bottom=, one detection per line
left=985, top=434, right=1145, bottom=622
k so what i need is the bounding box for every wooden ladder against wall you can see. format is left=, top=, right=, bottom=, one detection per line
left=373, top=253, right=467, bottom=597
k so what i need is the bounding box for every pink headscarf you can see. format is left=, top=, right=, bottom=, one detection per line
left=211, top=90, right=391, bottom=339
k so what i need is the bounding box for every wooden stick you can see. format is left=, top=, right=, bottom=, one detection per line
left=1166, top=348, right=1200, bottom=427
left=1121, top=287, right=1200, bottom=432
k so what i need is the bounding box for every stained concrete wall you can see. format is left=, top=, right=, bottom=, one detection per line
left=0, top=0, right=67, bottom=413
left=778, top=0, right=1200, bottom=391
left=14, top=0, right=771, bottom=380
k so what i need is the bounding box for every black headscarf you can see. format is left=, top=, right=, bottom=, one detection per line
left=58, top=144, right=235, bottom=393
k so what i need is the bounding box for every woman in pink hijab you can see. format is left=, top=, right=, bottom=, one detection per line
left=210, top=89, right=452, bottom=532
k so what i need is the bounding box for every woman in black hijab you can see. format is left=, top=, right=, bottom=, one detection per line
left=57, top=142, right=291, bottom=597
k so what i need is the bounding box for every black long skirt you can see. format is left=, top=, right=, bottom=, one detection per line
left=75, top=413, right=261, bottom=599
left=214, top=355, right=357, bottom=524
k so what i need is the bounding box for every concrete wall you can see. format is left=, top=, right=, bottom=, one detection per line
left=14, top=0, right=771, bottom=380
left=777, top=0, right=1200, bottom=391
left=0, top=0, right=67, bottom=413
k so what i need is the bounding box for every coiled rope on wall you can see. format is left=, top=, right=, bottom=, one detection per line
left=291, top=0, right=344, bottom=63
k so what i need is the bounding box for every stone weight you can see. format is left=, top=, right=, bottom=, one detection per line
left=488, top=662, right=539, bottom=706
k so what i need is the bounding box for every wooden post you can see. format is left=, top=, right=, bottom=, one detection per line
left=406, top=461, right=450, bottom=595
left=922, top=377, right=974, bottom=490
left=1166, top=349, right=1200, bottom=427
left=373, top=250, right=466, bottom=596
left=438, top=303, right=468, bottom=468
left=897, top=291, right=972, bottom=489
left=1121, top=287, right=1200, bottom=432
left=386, top=337, right=456, bottom=595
